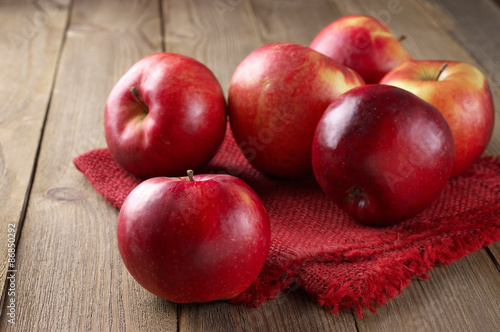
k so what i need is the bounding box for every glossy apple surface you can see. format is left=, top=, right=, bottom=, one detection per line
left=312, top=85, right=455, bottom=226
left=228, top=42, right=365, bottom=179
left=105, top=52, right=227, bottom=178
left=380, top=60, right=495, bottom=177
left=310, top=15, right=412, bottom=84
left=117, top=172, right=271, bottom=303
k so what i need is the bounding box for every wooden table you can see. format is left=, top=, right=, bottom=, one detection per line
left=1, top=0, right=500, bottom=331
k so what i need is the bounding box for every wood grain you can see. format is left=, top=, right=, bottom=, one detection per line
left=249, top=0, right=341, bottom=45
left=0, top=0, right=71, bottom=304
left=179, top=291, right=357, bottom=332
left=163, top=0, right=262, bottom=95
left=0, top=0, right=177, bottom=330
left=357, top=249, right=500, bottom=332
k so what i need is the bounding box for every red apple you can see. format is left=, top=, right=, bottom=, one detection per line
left=105, top=52, right=227, bottom=178
left=310, top=15, right=412, bottom=84
left=380, top=60, right=495, bottom=177
left=312, top=85, right=455, bottom=226
left=117, top=171, right=271, bottom=303
left=228, top=42, right=365, bottom=179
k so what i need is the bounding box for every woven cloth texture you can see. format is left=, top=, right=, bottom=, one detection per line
left=73, top=126, right=500, bottom=316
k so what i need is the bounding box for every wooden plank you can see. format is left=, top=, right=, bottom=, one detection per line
left=325, top=0, right=500, bottom=330
left=0, top=0, right=70, bottom=310
left=179, top=291, right=357, bottom=332
left=413, top=0, right=500, bottom=277
left=163, top=0, right=262, bottom=95
left=249, top=0, right=341, bottom=45
left=164, top=0, right=357, bottom=330
left=490, top=243, right=500, bottom=272
left=357, top=250, right=500, bottom=332
left=0, top=0, right=178, bottom=330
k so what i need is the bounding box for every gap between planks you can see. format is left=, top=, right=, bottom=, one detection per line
left=0, top=0, right=75, bottom=318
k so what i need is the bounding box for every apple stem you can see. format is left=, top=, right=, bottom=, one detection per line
left=130, top=86, right=149, bottom=113
left=187, top=170, right=194, bottom=181
left=436, top=63, right=448, bottom=81
left=397, top=35, right=406, bottom=43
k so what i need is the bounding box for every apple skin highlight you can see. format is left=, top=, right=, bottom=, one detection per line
left=117, top=173, right=271, bottom=303
left=312, top=85, right=455, bottom=226
left=105, top=52, right=227, bottom=178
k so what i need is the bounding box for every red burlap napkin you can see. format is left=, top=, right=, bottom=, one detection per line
left=74, top=126, right=500, bottom=316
